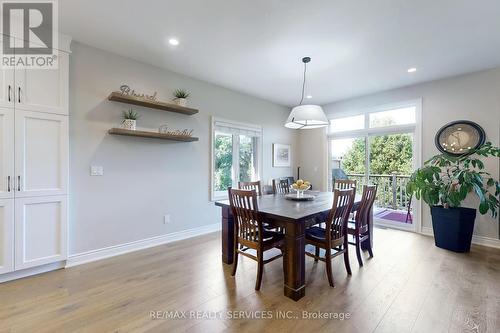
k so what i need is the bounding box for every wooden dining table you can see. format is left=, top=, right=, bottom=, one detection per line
left=215, top=191, right=372, bottom=301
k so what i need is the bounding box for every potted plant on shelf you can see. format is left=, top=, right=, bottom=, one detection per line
left=172, top=89, right=190, bottom=107
left=407, top=142, right=500, bottom=252
left=122, top=109, right=140, bottom=130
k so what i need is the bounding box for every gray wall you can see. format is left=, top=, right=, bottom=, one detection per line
left=298, top=68, right=500, bottom=240
left=69, top=42, right=297, bottom=255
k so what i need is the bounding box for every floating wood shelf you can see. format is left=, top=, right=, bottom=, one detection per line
left=108, top=92, right=199, bottom=115
left=108, top=128, right=199, bottom=142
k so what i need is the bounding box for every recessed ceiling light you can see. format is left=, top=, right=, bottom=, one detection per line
left=407, top=67, right=417, bottom=73
left=168, top=38, right=179, bottom=46
left=306, top=95, right=313, bottom=99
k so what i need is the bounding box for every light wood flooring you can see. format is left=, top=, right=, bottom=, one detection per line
left=0, top=227, right=499, bottom=333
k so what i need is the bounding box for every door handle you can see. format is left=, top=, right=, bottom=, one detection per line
left=17, top=175, right=21, bottom=191
left=18, top=87, right=21, bottom=103
left=8, top=85, right=11, bottom=102
left=7, top=176, right=10, bottom=192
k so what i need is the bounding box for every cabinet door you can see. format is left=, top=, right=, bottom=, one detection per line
left=0, top=199, right=14, bottom=274
left=14, top=50, right=69, bottom=115
left=0, top=107, right=14, bottom=199
left=15, top=110, right=68, bottom=198
left=0, top=37, right=15, bottom=108
left=15, top=196, right=67, bottom=270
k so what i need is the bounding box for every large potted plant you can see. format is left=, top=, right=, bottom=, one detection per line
left=407, top=142, right=500, bottom=252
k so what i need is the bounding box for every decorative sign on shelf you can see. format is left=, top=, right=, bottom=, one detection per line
left=159, top=125, right=194, bottom=137
left=119, top=84, right=157, bottom=102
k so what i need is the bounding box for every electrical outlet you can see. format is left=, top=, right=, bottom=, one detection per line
left=164, top=214, right=171, bottom=224
left=90, top=165, right=104, bottom=176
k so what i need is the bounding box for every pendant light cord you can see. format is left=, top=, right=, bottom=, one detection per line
left=299, top=61, right=307, bottom=105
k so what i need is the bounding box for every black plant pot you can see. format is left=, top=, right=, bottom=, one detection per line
left=430, top=206, right=476, bottom=253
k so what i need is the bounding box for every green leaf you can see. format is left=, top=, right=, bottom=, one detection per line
left=479, top=201, right=489, bottom=215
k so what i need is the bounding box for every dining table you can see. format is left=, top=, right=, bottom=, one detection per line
left=214, top=191, right=373, bottom=301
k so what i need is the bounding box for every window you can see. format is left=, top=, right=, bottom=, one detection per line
left=211, top=118, right=262, bottom=200
left=329, top=114, right=365, bottom=133
left=369, top=107, right=416, bottom=128
left=326, top=100, right=421, bottom=231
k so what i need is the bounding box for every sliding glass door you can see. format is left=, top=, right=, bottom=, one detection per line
left=328, top=101, right=421, bottom=231
left=368, top=132, right=414, bottom=228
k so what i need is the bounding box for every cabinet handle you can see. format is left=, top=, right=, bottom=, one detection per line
left=8, top=85, right=11, bottom=102
left=7, top=176, right=10, bottom=192
left=18, top=87, right=21, bottom=103
left=17, top=175, right=21, bottom=191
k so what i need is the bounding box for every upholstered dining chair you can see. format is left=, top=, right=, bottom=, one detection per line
left=228, top=188, right=284, bottom=290
left=272, top=178, right=290, bottom=194
left=238, top=181, right=262, bottom=196
left=305, top=188, right=355, bottom=287
left=347, top=185, right=377, bottom=266
left=333, top=179, right=357, bottom=192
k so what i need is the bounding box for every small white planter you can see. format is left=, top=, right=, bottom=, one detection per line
left=174, top=98, right=187, bottom=107
left=122, top=119, right=136, bottom=130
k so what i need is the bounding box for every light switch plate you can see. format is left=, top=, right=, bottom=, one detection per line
left=90, top=165, right=104, bottom=176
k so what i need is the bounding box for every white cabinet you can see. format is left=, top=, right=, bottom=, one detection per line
left=0, top=199, right=14, bottom=274
left=0, top=33, right=70, bottom=279
left=14, top=196, right=67, bottom=270
left=0, top=68, right=14, bottom=109
left=14, top=110, right=68, bottom=197
left=15, top=50, right=69, bottom=115
left=0, top=38, right=15, bottom=108
left=0, top=108, right=14, bottom=199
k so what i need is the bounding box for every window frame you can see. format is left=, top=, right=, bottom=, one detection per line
left=326, top=99, right=422, bottom=233
left=210, top=117, right=263, bottom=201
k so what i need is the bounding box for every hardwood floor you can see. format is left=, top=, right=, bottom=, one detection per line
left=0, top=227, right=499, bottom=333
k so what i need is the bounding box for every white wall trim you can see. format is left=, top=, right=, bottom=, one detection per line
left=66, top=223, right=221, bottom=268
left=421, top=226, right=500, bottom=249
left=0, top=262, right=65, bottom=284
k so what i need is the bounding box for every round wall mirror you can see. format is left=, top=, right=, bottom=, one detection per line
left=435, top=120, right=485, bottom=156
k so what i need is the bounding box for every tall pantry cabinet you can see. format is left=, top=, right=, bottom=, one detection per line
left=0, top=34, right=70, bottom=278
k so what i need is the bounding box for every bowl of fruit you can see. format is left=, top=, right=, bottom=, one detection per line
left=288, top=180, right=312, bottom=200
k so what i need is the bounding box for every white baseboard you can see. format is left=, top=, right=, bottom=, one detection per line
left=0, top=262, right=66, bottom=283
left=421, top=226, right=500, bottom=249
left=66, top=223, right=221, bottom=268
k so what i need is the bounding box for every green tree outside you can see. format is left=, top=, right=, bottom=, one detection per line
left=342, top=134, right=413, bottom=175
left=214, top=134, right=255, bottom=191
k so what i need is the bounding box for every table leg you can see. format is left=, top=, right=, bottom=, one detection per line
left=221, top=206, right=234, bottom=264
left=283, top=220, right=306, bottom=301
left=361, top=206, right=373, bottom=251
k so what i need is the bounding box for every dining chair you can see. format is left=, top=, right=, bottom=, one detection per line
left=228, top=187, right=284, bottom=290
left=347, top=185, right=377, bottom=266
left=238, top=181, right=262, bottom=196
left=272, top=178, right=290, bottom=194
left=333, top=179, right=357, bottom=192
left=305, top=188, right=355, bottom=287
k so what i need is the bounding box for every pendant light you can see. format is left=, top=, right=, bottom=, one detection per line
left=285, top=57, right=328, bottom=129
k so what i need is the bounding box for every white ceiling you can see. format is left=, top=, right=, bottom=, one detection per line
left=60, top=0, right=500, bottom=107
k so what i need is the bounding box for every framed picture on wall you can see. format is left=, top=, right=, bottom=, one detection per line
left=273, top=143, right=291, bottom=167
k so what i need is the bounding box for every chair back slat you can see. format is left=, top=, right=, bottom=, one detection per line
left=356, top=185, right=378, bottom=228
left=334, top=179, right=357, bottom=192
left=272, top=178, right=290, bottom=194
left=228, top=188, right=262, bottom=245
left=238, top=181, right=262, bottom=196
left=326, top=189, right=355, bottom=242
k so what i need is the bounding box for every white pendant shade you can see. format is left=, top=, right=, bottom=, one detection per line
left=285, top=105, right=329, bottom=129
